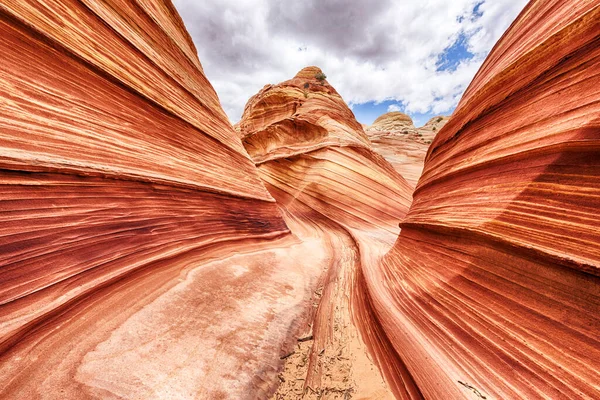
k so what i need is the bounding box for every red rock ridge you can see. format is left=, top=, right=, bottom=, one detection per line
left=373, top=0, right=600, bottom=398
left=239, top=66, right=412, bottom=234
left=1, top=0, right=599, bottom=398
left=0, top=2, right=323, bottom=399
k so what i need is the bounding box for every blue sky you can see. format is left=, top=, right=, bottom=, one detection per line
left=350, top=101, right=443, bottom=128
left=350, top=31, right=476, bottom=127
left=347, top=0, right=487, bottom=127
left=175, top=0, right=528, bottom=125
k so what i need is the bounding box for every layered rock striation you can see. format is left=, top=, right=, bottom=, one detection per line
left=368, top=112, right=416, bottom=132
left=373, top=0, right=600, bottom=398
left=0, top=0, right=599, bottom=399
left=239, top=67, right=413, bottom=234
left=239, top=67, right=416, bottom=398
left=365, top=113, right=449, bottom=186
left=0, top=2, right=317, bottom=399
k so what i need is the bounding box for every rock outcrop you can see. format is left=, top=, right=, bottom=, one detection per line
left=0, top=0, right=599, bottom=399
left=0, top=3, right=316, bottom=399
left=239, top=67, right=412, bottom=233
left=365, top=113, right=449, bottom=186
left=373, top=0, right=600, bottom=398
left=368, top=112, right=416, bottom=132
left=418, top=115, right=449, bottom=142
left=239, top=67, right=415, bottom=398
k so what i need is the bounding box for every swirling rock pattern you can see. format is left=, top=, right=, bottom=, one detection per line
left=368, top=112, right=415, bottom=132
left=239, top=67, right=416, bottom=398
left=0, top=2, right=330, bottom=399
left=373, top=0, right=600, bottom=398
left=1, top=0, right=599, bottom=399
left=239, top=67, right=413, bottom=234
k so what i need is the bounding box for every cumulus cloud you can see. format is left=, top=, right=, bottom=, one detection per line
left=173, top=0, right=528, bottom=122
left=387, top=104, right=402, bottom=112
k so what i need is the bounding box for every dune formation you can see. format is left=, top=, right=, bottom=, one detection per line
left=0, top=0, right=599, bottom=399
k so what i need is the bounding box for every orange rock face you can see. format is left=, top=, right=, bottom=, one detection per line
left=373, top=0, right=600, bottom=398
left=239, top=67, right=412, bottom=233
left=1, top=0, right=599, bottom=399
left=365, top=113, right=449, bottom=187
left=369, top=112, right=415, bottom=132
left=239, top=67, right=415, bottom=397
left=0, top=3, right=323, bottom=399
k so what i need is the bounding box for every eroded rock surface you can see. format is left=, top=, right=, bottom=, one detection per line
left=0, top=0, right=599, bottom=399
left=0, top=2, right=316, bottom=399
left=365, top=114, right=449, bottom=186
left=239, top=66, right=415, bottom=399
left=374, top=0, right=600, bottom=398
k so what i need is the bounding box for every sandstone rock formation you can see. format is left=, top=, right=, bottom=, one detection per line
left=373, top=0, right=600, bottom=398
left=368, top=112, right=416, bottom=132
left=0, top=2, right=317, bottom=399
left=238, top=67, right=415, bottom=398
left=418, top=115, right=449, bottom=142
left=239, top=66, right=412, bottom=233
left=365, top=113, right=449, bottom=186
left=0, top=0, right=599, bottom=399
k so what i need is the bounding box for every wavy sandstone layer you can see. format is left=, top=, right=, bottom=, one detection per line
left=1, top=0, right=599, bottom=399
left=369, top=112, right=415, bottom=132
left=239, top=67, right=416, bottom=398
left=239, top=67, right=413, bottom=232
left=373, top=0, right=600, bottom=399
left=0, top=2, right=329, bottom=399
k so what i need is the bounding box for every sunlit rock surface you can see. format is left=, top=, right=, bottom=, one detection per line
left=239, top=66, right=415, bottom=398
left=239, top=66, right=412, bottom=234
left=0, top=2, right=318, bottom=399
left=0, top=0, right=599, bottom=399
left=368, top=112, right=415, bottom=132
left=375, top=0, right=600, bottom=398
left=365, top=114, right=449, bottom=187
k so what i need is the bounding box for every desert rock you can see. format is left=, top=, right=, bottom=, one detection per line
left=365, top=113, right=449, bottom=186
left=0, top=0, right=599, bottom=399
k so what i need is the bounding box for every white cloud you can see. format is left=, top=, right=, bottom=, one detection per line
left=387, top=104, right=402, bottom=112
left=173, top=0, right=528, bottom=123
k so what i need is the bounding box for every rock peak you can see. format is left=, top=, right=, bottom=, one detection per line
left=373, top=111, right=413, bottom=126
left=294, top=66, right=325, bottom=80
left=368, top=112, right=414, bottom=132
